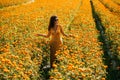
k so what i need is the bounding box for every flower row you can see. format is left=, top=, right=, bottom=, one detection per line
left=99, top=0, right=120, bottom=16
left=92, top=0, right=120, bottom=68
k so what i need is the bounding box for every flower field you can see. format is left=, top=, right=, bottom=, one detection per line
left=0, top=0, right=120, bottom=80
left=0, top=0, right=31, bottom=8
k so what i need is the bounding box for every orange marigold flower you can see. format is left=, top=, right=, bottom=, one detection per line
left=101, top=78, right=106, bottom=80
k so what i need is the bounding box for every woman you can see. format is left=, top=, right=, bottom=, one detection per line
left=35, top=15, right=73, bottom=68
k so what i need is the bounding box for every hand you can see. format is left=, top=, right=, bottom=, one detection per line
left=69, top=34, right=75, bottom=38
left=35, top=34, right=41, bottom=36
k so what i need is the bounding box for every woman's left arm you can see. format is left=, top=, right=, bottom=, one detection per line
left=60, top=25, right=69, bottom=37
left=60, top=25, right=75, bottom=37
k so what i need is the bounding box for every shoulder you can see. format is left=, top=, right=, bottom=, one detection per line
left=58, top=25, right=62, bottom=29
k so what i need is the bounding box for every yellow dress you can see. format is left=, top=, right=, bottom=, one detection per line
left=49, top=25, right=63, bottom=68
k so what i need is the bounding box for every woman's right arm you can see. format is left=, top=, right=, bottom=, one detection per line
left=35, top=31, right=51, bottom=38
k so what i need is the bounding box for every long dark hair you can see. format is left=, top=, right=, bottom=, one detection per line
left=48, top=15, right=58, bottom=31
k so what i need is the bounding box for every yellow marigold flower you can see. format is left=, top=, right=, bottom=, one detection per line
left=81, top=73, right=85, bottom=78
left=23, top=74, right=29, bottom=79
left=16, top=67, right=22, bottom=71
left=67, top=64, right=73, bottom=70
left=1, top=58, right=5, bottom=63
left=78, top=68, right=84, bottom=72
left=50, top=76, right=54, bottom=80
left=3, top=68, right=10, bottom=73
left=27, top=70, right=32, bottom=75
left=0, top=65, right=3, bottom=69
left=52, top=63, right=57, bottom=68
left=103, top=65, right=108, bottom=69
